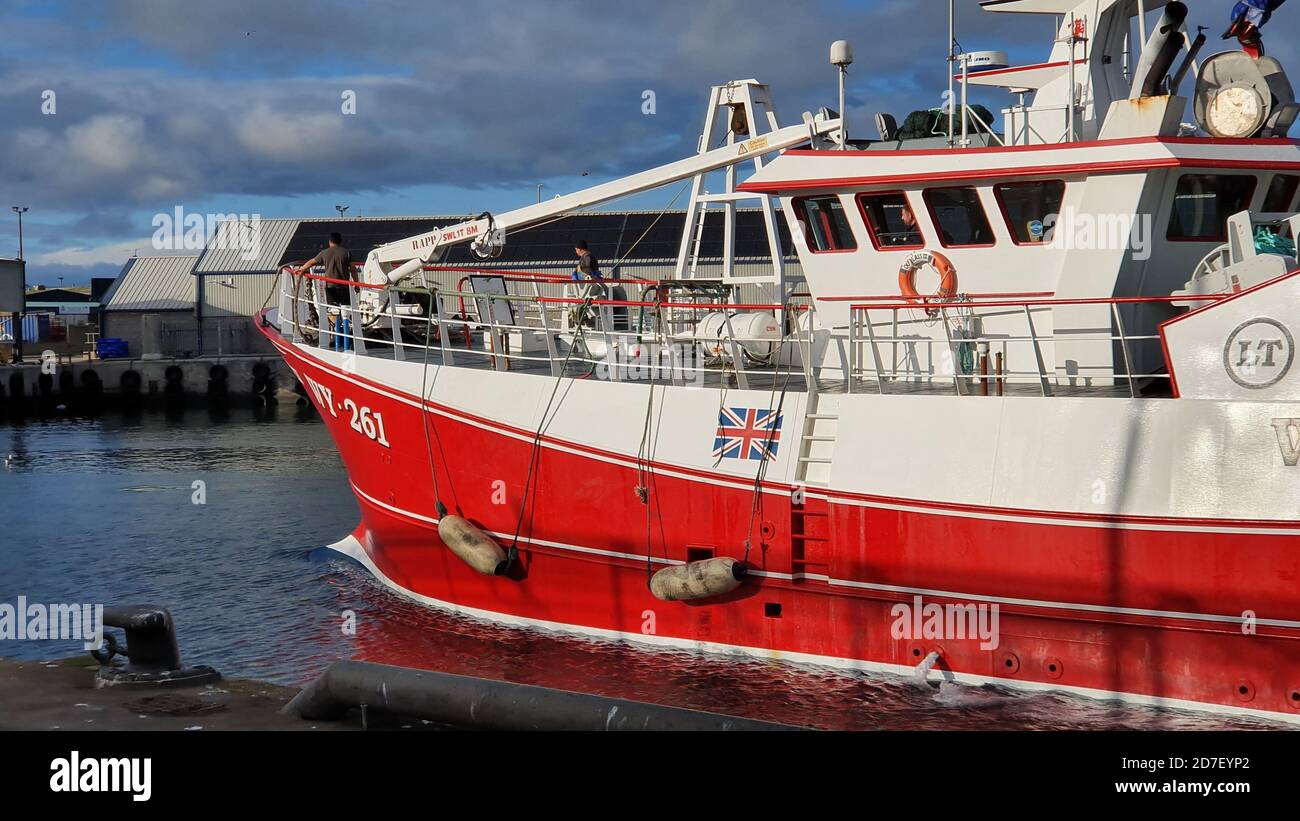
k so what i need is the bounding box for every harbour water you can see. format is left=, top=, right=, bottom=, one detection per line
left=0, top=408, right=1283, bottom=730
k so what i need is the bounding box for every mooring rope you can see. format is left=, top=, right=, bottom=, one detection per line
left=506, top=290, right=598, bottom=558
left=636, top=378, right=658, bottom=584
left=417, top=284, right=448, bottom=518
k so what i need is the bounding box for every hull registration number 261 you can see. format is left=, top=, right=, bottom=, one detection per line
left=302, top=374, right=391, bottom=448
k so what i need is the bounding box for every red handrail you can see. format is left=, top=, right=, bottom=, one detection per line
left=427, top=265, right=661, bottom=287
left=286, top=262, right=667, bottom=290
left=283, top=265, right=1220, bottom=314
left=822, top=290, right=1055, bottom=302
left=846, top=294, right=1226, bottom=311
left=282, top=266, right=386, bottom=290
left=536, top=297, right=807, bottom=310
left=282, top=266, right=800, bottom=330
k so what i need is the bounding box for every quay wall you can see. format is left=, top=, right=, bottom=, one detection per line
left=0, top=354, right=300, bottom=407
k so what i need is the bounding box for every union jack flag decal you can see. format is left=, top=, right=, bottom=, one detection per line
left=713, top=407, right=783, bottom=462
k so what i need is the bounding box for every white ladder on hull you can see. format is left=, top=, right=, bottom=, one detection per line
left=796, top=394, right=838, bottom=487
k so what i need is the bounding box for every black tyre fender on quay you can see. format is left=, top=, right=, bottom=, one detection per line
left=207, top=364, right=229, bottom=401
left=120, top=369, right=143, bottom=395
left=163, top=365, right=185, bottom=399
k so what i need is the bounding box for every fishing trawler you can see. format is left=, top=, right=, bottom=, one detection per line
left=257, top=0, right=1300, bottom=723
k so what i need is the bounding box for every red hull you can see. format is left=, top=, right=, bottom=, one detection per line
left=266, top=328, right=1300, bottom=723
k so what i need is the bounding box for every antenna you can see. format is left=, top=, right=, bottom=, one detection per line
left=830, top=40, right=854, bottom=149
left=948, top=0, right=957, bottom=147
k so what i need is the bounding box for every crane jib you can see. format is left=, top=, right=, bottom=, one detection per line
left=411, top=223, right=482, bottom=252
left=369, top=109, right=840, bottom=269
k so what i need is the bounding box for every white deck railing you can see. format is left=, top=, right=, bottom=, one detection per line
left=277, top=265, right=816, bottom=391
left=275, top=265, right=1224, bottom=399
left=839, top=293, right=1225, bottom=397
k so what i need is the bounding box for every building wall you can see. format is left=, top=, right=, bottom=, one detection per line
left=103, top=311, right=198, bottom=359
left=200, top=273, right=281, bottom=318
left=185, top=273, right=284, bottom=355
left=102, top=311, right=272, bottom=358
left=200, top=315, right=275, bottom=356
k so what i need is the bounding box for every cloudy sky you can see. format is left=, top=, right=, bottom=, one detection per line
left=1, top=0, right=1296, bottom=286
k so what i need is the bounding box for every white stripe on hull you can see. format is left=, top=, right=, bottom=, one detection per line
left=285, top=340, right=1300, bottom=535
left=351, top=482, right=1300, bottom=633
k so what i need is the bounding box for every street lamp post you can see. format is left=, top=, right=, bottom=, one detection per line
left=537, top=184, right=544, bottom=204
left=11, top=206, right=28, bottom=363
left=335, top=205, right=350, bottom=218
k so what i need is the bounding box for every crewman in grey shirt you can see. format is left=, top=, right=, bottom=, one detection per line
left=296, top=232, right=355, bottom=351
left=572, top=240, right=603, bottom=280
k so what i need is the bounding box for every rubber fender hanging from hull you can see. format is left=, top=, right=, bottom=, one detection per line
left=650, top=557, right=748, bottom=602
left=438, top=515, right=510, bottom=576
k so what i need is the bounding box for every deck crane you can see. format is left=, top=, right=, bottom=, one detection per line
left=357, top=107, right=842, bottom=313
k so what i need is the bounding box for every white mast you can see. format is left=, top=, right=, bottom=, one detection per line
left=948, top=0, right=956, bottom=147
left=831, top=41, right=854, bottom=150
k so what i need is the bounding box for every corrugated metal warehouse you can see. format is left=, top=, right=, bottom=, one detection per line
left=100, top=254, right=200, bottom=358
left=193, top=218, right=299, bottom=356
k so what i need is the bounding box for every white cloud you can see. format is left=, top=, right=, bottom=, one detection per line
left=65, top=114, right=146, bottom=174
left=34, top=239, right=152, bottom=267
left=234, top=104, right=349, bottom=163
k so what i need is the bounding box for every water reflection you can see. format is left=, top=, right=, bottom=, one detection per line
left=319, top=558, right=1282, bottom=730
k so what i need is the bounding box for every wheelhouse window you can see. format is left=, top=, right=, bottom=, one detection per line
left=1263, top=174, right=1300, bottom=213
left=923, top=187, right=995, bottom=247
left=792, top=196, right=857, bottom=253
left=857, top=192, right=923, bottom=250
left=995, top=180, right=1066, bottom=245
left=1167, top=174, right=1258, bottom=241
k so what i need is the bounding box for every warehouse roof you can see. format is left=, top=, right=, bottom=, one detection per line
left=282, top=210, right=796, bottom=271
left=184, top=209, right=794, bottom=278
left=26, top=286, right=93, bottom=301
left=102, top=255, right=199, bottom=311
left=193, top=218, right=300, bottom=275
left=282, top=217, right=461, bottom=268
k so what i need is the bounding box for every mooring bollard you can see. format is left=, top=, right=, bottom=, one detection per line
left=91, top=605, right=220, bottom=688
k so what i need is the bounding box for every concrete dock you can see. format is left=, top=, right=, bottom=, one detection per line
left=0, top=658, right=378, bottom=731
left=2, top=657, right=796, bottom=731
left=0, top=354, right=302, bottom=411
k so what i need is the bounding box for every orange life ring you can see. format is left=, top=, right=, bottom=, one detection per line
left=898, top=250, right=959, bottom=315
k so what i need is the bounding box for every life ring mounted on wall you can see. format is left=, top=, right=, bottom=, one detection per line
left=898, top=250, right=959, bottom=317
